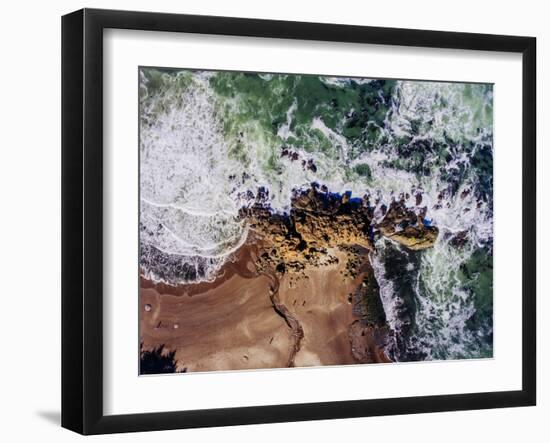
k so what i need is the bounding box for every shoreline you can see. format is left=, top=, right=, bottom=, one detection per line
left=140, top=186, right=440, bottom=373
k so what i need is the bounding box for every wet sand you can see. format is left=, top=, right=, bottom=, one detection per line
left=277, top=251, right=358, bottom=367
left=140, top=245, right=391, bottom=373
left=141, top=271, right=293, bottom=372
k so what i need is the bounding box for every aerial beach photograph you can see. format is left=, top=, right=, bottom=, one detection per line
left=138, top=67, right=494, bottom=374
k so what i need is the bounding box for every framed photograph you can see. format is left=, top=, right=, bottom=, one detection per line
left=61, top=8, right=536, bottom=435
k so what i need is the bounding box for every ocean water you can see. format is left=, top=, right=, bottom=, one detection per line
left=139, top=68, right=493, bottom=361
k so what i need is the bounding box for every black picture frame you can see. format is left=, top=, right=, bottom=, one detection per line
left=62, top=8, right=536, bottom=435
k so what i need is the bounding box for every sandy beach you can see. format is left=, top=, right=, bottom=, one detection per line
left=140, top=244, right=392, bottom=373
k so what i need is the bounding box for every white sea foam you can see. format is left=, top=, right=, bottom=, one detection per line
left=370, top=245, right=402, bottom=333
left=311, top=116, right=350, bottom=161
left=277, top=100, right=297, bottom=140
left=412, top=236, right=480, bottom=359
left=338, top=80, right=493, bottom=360
left=140, top=73, right=247, bottom=283
left=320, top=76, right=375, bottom=87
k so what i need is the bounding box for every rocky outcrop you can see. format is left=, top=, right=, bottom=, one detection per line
left=377, top=198, right=439, bottom=251
left=240, top=185, right=438, bottom=276
left=236, top=184, right=439, bottom=365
